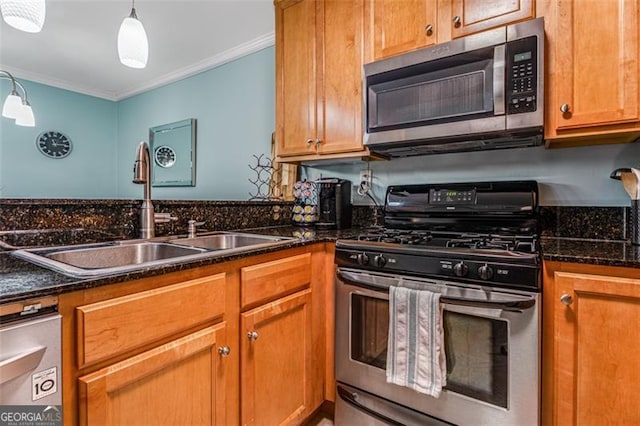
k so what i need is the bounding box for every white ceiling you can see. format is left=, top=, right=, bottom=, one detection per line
left=0, top=0, right=275, bottom=101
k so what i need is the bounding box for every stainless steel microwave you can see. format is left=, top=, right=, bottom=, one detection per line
left=363, top=18, right=544, bottom=157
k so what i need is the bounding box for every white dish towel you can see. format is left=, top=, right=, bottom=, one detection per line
left=386, top=285, right=447, bottom=397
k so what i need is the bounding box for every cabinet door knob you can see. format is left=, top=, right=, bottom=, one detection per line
left=453, top=16, right=461, bottom=27
left=218, top=346, right=231, bottom=356
left=247, top=331, right=259, bottom=341
left=560, top=294, right=573, bottom=305
left=306, top=138, right=313, bottom=146
left=425, top=24, right=433, bottom=36
left=315, top=138, right=322, bottom=148
left=560, top=104, right=571, bottom=113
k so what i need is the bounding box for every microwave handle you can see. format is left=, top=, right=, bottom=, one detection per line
left=493, top=45, right=506, bottom=116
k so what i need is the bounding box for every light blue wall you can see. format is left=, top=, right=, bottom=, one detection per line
left=303, top=142, right=640, bottom=206
left=0, top=79, right=118, bottom=198
left=116, top=47, right=275, bottom=200
left=0, top=46, right=275, bottom=200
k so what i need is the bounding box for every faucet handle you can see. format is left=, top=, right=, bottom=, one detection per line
left=188, top=220, right=205, bottom=238
left=154, top=213, right=178, bottom=223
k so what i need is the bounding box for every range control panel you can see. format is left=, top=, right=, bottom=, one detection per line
left=506, top=36, right=538, bottom=115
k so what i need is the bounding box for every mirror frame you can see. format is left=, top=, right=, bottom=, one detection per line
left=149, top=118, right=197, bottom=187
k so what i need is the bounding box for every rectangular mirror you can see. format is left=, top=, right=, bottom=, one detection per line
left=150, top=118, right=196, bottom=187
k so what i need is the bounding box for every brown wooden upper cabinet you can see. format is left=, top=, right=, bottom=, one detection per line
left=543, top=0, right=640, bottom=145
left=368, top=0, right=535, bottom=61
left=275, top=0, right=366, bottom=161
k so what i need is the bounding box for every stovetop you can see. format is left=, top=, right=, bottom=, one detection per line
left=336, top=181, right=542, bottom=291
left=354, top=228, right=537, bottom=254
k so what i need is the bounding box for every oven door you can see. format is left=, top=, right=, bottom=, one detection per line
left=335, top=268, right=540, bottom=426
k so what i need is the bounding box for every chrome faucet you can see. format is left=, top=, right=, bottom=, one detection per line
left=133, top=141, right=177, bottom=238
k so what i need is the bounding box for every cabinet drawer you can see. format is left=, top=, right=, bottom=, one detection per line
left=241, top=253, right=311, bottom=309
left=76, top=273, right=226, bottom=367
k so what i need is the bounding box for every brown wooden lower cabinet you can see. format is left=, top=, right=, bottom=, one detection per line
left=240, top=290, right=314, bottom=426
left=60, top=244, right=330, bottom=426
left=78, top=323, right=228, bottom=426
left=543, top=262, right=640, bottom=426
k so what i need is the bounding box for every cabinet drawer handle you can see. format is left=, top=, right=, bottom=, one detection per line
left=247, top=331, right=259, bottom=341
left=453, top=16, right=461, bottom=28
left=218, top=346, right=231, bottom=356
left=560, top=104, right=571, bottom=113
left=425, top=24, right=433, bottom=36
left=306, top=138, right=313, bottom=146
left=560, top=294, right=573, bottom=305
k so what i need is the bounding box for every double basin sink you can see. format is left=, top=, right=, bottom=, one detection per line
left=13, top=232, right=296, bottom=278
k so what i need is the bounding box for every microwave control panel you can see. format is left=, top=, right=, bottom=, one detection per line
left=506, top=36, right=538, bottom=115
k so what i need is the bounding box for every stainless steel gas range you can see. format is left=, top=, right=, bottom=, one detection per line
left=334, top=181, right=541, bottom=426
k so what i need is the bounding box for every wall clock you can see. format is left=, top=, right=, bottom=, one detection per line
left=154, top=145, right=176, bottom=168
left=36, top=131, right=72, bottom=159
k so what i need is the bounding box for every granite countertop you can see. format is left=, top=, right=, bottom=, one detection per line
left=4, top=225, right=640, bottom=304
left=0, top=226, right=359, bottom=304
left=541, top=237, right=640, bottom=268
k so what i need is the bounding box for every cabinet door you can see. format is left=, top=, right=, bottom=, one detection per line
left=372, top=0, right=438, bottom=60
left=316, top=0, right=366, bottom=154
left=241, top=290, right=313, bottom=425
left=449, top=0, right=534, bottom=39
left=551, top=0, right=639, bottom=133
left=554, top=272, right=640, bottom=425
left=79, top=324, right=228, bottom=426
left=275, top=0, right=318, bottom=157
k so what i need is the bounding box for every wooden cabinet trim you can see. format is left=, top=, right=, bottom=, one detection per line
left=240, top=253, right=312, bottom=309
left=76, top=273, right=226, bottom=368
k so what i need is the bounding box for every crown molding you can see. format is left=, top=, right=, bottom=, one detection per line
left=115, top=31, right=275, bottom=101
left=0, top=31, right=275, bottom=103
left=0, top=64, right=119, bottom=101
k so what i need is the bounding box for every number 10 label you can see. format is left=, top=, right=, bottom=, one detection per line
left=32, top=367, right=58, bottom=401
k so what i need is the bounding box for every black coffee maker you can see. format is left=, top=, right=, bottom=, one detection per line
left=316, top=178, right=352, bottom=229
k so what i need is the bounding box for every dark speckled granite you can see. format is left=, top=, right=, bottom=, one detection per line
left=541, top=237, right=640, bottom=269
left=540, top=206, right=627, bottom=240
left=0, top=199, right=295, bottom=248
left=0, top=226, right=361, bottom=303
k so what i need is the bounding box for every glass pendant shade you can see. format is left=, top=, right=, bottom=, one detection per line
left=15, top=101, right=35, bottom=127
left=0, top=0, right=46, bottom=33
left=2, top=90, right=22, bottom=118
left=117, top=9, right=148, bottom=69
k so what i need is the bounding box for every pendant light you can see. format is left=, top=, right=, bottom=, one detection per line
left=117, top=0, right=148, bottom=69
left=0, top=0, right=46, bottom=33
left=1, top=70, right=36, bottom=127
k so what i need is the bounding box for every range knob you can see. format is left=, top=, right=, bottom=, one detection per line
left=356, top=253, right=369, bottom=266
left=373, top=254, right=387, bottom=268
left=453, top=262, right=468, bottom=277
left=478, top=264, right=494, bottom=280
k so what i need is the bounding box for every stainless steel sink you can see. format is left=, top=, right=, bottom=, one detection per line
left=13, top=242, right=208, bottom=277
left=12, top=232, right=296, bottom=278
left=170, top=232, right=291, bottom=251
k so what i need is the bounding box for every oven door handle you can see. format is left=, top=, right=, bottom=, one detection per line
left=337, top=269, right=536, bottom=312
left=440, top=296, right=535, bottom=311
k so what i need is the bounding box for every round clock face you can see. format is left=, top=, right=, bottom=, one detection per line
left=154, top=145, right=176, bottom=168
left=36, top=131, right=72, bottom=159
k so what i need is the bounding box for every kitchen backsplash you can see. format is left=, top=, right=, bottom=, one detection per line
left=0, top=199, right=297, bottom=248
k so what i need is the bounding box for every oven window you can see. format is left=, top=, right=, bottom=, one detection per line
left=351, top=294, right=389, bottom=369
left=443, top=311, right=508, bottom=408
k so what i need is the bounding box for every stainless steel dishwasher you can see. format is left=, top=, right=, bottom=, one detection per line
left=0, top=297, right=62, bottom=409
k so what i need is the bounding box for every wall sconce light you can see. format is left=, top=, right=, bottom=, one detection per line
left=117, top=0, right=149, bottom=69
left=1, top=70, right=35, bottom=127
left=0, top=0, right=46, bottom=33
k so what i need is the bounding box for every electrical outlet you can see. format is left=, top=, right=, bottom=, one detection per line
left=359, top=169, right=373, bottom=188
